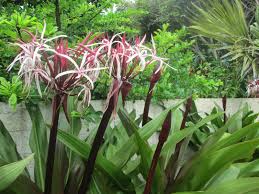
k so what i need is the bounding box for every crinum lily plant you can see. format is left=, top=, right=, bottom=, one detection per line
left=8, top=23, right=167, bottom=194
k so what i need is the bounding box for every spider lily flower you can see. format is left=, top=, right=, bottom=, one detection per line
left=54, top=38, right=68, bottom=70
left=95, top=34, right=168, bottom=109
left=102, top=34, right=168, bottom=81
left=77, top=34, right=169, bottom=194
left=247, top=79, right=259, bottom=97
left=8, top=24, right=104, bottom=105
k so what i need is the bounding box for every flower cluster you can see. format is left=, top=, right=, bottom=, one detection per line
left=247, top=79, right=259, bottom=97
left=8, top=23, right=167, bottom=106
left=95, top=34, right=168, bottom=107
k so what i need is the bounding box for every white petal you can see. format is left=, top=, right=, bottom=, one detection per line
left=7, top=53, right=23, bottom=71
left=40, top=21, right=46, bottom=41
left=55, top=70, right=78, bottom=79
left=82, top=74, right=94, bottom=89
left=35, top=73, right=42, bottom=97
left=44, top=48, right=79, bottom=69
left=44, top=35, right=67, bottom=43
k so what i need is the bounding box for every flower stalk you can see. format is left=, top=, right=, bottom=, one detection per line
left=165, top=97, right=192, bottom=190
left=78, top=93, right=115, bottom=194
left=44, top=94, right=62, bottom=194
left=144, top=110, right=171, bottom=194
left=142, top=65, right=161, bottom=126
left=222, top=95, right=227, bottom=124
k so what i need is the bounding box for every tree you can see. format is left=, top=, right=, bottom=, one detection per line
left=133, top=0, right=193, bottom=38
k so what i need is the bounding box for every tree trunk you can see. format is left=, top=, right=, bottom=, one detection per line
left=55, top=0, right=62, bottom=31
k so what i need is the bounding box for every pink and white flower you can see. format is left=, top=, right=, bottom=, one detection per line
left=89, top=33, right=169, bottom=110
left=9, top=22, right=168, bottom=107
left=8, top=22, right=104, bottom=105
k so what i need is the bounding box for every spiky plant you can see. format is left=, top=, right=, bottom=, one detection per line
left=189, top=0, right=259, bottom=96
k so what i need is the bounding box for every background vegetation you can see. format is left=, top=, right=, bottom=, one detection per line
left=0, top=0, right=255, bottom=101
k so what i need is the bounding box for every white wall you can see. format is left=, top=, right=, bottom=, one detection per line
left=1, top=98, right=259, bottom=157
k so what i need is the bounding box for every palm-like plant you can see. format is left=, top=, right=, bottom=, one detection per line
left=190, top=0, right=249, bottom=44
left=189, top=0, right=259, bottom=96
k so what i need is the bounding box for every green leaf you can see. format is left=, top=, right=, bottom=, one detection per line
left=52, top=142, right=68, bottom=194
left=89, top=170, right=119, bottom=194
left=26, top=103, right=48, bottom=192
left=0, top=158, right=41, bottom=194
left=212, top=122, right=259, bottom=151
left=66, top=96, right=82, bottom=184
left=118, top=109, right=138, bottom=136
left=205, top=165, right=240, bottom=189
left=57, top=130, right=134, bottom=192
left=67, top=96, right=82, bottom=136
left=210, top=106, right=224, bottom=129
left=64, top=157, right=84, bottom=194
left=11, top=76, right=22, bottom=94
left=171, top=108, right=183, bottom=133
left=0, top=77, right=11, bottom=91
left=2, top=174, right=42, bottom=194
left=199, top=109, right=244, bottom=154
left=113, top=99, right=185, bottom=168
left=236, top=159, right=259, bottom=177
left=8, top=93, right=17, bottom=111
left=0, top=120, right=22, bottom=164
left=0, top=154, right=34, bottom=191
left=134, top=125, right=165, bottom=193
left=101, top=110, right=135, bottom=162
left=162, top=112, right=223, bottom=158
left=174, top=178, right=259, bottom=194
left=123, top=156, right=141, bottom=175
left=174, top=138, right=259, bottom=191
left=243, top=113, right=259, bottom=128
left=205, top=177, right=259, bottom=194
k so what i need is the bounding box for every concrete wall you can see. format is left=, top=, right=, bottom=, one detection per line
left=1, top=98, right=259, bottom=157
left=0, top=98, right=259, bottom=176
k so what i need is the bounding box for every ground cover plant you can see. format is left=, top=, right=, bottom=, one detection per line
left=1, top=93, right=259, bottom=194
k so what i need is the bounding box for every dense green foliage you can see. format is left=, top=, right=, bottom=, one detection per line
left=93, top=25, right=234, bottom=100
left=0, top=0, right=250, bottom=100
left=0, top=76, right=25, bottom=110
left=149, top=25, right=223, bottom=99
left=0, top=0, right=143, bottom=75
left=134, top=0, right=191, bottom=37
left=1, top=99, right=259, bottom=193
